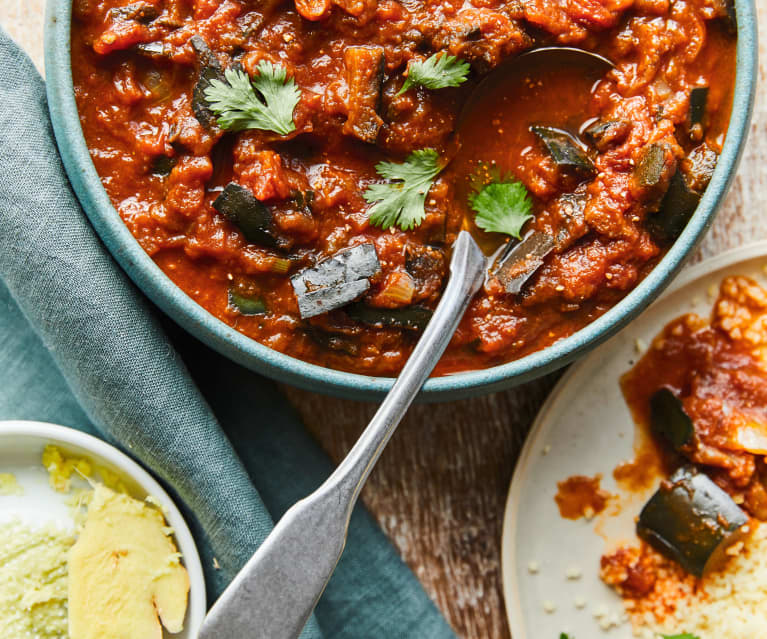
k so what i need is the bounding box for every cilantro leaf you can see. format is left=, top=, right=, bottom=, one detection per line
left=469, top=177, right=533, bottom=239
left=203, top=62, right=300, bottom=135
left=364, top=149, right=443, bottom=231
left=662, top=635, right=700, bottom=639
left=559, top=634, right=573, bottom=639
left=397, top=52, right=470, bottom=96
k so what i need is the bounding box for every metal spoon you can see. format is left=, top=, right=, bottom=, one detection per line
left=199, top=230, right=486, bottom=639
left=198, top=46, right=614, bottom=639
left=454, top=45, right=614, bottom=294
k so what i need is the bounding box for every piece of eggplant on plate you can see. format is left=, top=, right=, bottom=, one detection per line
left=637, top=466, right=749, bottom=577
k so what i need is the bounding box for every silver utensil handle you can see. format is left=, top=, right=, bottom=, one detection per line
left=328, top=230, right=486, bottom=505
left=199, top=231, right=486, bottom=639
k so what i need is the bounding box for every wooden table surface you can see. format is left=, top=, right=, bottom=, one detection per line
left=4, top=3, right=766, bottom=637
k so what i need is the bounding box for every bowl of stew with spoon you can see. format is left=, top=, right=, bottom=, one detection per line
left=45, top=0, right=756, bottom=400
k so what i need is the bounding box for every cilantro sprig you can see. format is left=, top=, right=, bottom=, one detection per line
left=397, top=53, right=470, bottom=96
left=469, top=174, right=533, bottom=240
left=364, top=149, right=443, bottom=231
left=662, top=634, right=700, bottom=639
left=204, top=62, right=300, bottom=135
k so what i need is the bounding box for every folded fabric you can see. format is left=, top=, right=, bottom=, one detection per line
left=0, top=27, right=455, bottom=639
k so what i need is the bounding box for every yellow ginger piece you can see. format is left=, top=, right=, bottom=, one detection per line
left=0, top=472, right=23, bottom=495
left=42, top=445, right=93, bottom=493
left=42, top=445, right=128, bottom=494
left=68, top=485, right=190, bottom=639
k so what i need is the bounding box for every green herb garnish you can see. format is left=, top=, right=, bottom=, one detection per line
left=397, top=53, right=470, bottom=96
left=204, top=62, right=300, bottom=135
left=470, top=176, right=533, bottom=240
left=559, top=634, right=573, bottom=639
left=364, top=149, right=443, bottom=231
left=662, top=634, right=700, bottom=639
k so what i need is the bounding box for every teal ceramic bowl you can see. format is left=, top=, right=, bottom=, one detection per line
left=44, top=1, right=757, bottom=401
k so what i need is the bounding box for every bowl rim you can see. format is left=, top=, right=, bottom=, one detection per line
left=0, top=419, right=206, bottom=636
left=44, top=0, right=757, bottom=401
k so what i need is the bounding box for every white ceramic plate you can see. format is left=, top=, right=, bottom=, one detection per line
left=0, top=420, right=206, bottom=638
left=501, top=242, right=767, bottom=638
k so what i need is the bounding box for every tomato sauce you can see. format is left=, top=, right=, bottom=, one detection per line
left=554, top=473, right=612, bottom=519
left=622, top=276, right=767, bottom=518
left=70, top=0, right=737, bottom=376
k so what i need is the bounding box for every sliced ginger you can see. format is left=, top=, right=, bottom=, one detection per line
left=67, top=485, right=190, bottom=639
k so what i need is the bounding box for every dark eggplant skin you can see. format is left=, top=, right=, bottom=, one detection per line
left=212, top=183, right=277, bottom=248
left=493, top=231, right=556, bottom=295
left=190, top=36, right=226, bottom=130
left=149, top=154, right=177, bottom=177
left=291, top=244, right=381, bottom=319
left=634, top=143, right=672, bottom=190
left=689, top=87, right=709, bottom=128
left=228, top=289, right=267, bottom=315
left=345, top=304, right=433, bottom=331
left=637, top=466, right=749, bottom=577
left=647, top=170, right=701, bottom=243
left=531, top=126, right=596, bottom=176
left=583, top=119, right=630, bottom=152
left=650, top=388, right=694, bottom=450
left=110, top=2, right=159, bottom=23
left=342, top=45, right=386, bottom=144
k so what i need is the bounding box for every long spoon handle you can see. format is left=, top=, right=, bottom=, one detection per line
left=199, top=231, right=486, bottom=639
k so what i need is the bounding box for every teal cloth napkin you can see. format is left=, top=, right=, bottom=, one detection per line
left=0, top=28, right=456, bottom=639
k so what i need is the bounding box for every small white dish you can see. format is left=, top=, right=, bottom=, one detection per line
left=0, top=420, right=206, bottom=638
left=501, top=242, right=767, bottom=638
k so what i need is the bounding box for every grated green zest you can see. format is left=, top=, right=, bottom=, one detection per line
left=469, top=178, right=533, bottom=239
left=364, top=149, right=443, bottom=231
left=397, top=53, right=470, bottom=96
left=203, top=62, right=300, bottom=135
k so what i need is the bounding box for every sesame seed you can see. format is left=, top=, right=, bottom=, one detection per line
left=574, top=597, right=586, bottom=609
left=528, top=561, right=540, bottom=574
left=542, top=444, right=551, bottom=455
left=543, top=600, right=556, bottom=613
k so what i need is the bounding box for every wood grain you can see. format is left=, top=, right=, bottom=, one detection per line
left=3, top=3, right=766, bottom=636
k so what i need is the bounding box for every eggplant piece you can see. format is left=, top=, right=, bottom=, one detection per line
left=150, top=154, right=177, bottom=177
left=346, top=304, right=433, bottom=331
left=650, top=388, right=694, bottom=450
left=493, top=231, right=556, bottom=295
left=716, top=0, right=737, bottom=32
left=212, top=183, right=277, bottom=248
left=306, top=327, right=360, bottom=356
left=634, top=143, right=674, bottom=190
left=405, top=244, right=446, bottom=301
left=531, top=126, right=595, bottom=177
left=136, top=41, right=171, bottom=59
left=342, top=46, right=385, bottom=144
left=689, top=87, right=709, bottom=128
left=647, top=170, right=701, bottom=243
left=637, top=466, right=749, bottom=577
left=110, top=2, right=159, bottom=23
left=583, top=119, right=630, bottom=152
left=228, top=289, right=267, bottom=315
left=190, top=36, right=226, bottom=130
left=291, top=244, right=381, bottom=318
